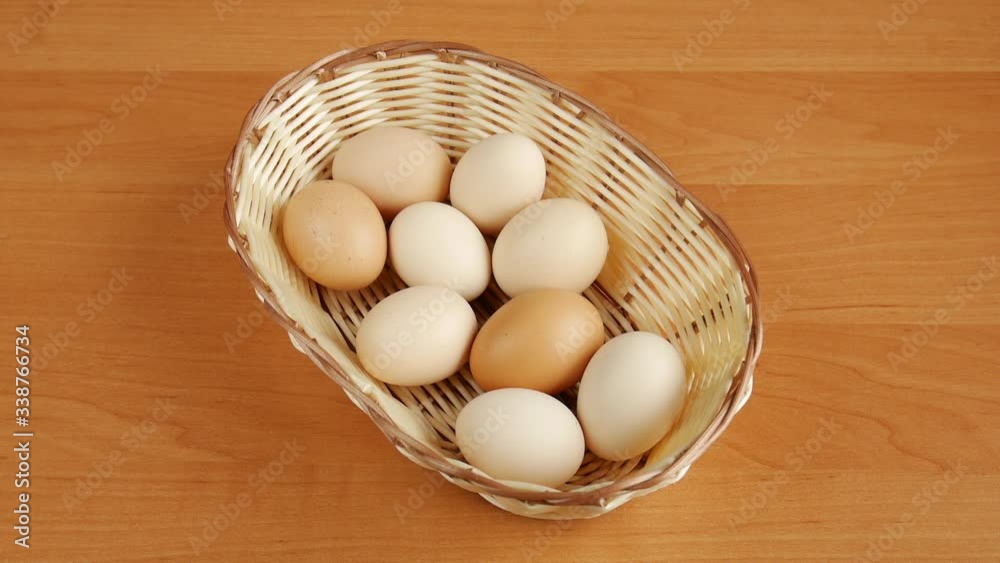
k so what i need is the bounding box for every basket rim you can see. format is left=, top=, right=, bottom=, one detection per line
left=223, top=40, right=764, bottom=506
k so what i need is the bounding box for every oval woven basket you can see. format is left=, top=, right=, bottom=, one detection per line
left=224, top=40, right=762, bottom=519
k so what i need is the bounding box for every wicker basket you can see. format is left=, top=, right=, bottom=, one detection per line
left=223, top=40, right=762, bottom=519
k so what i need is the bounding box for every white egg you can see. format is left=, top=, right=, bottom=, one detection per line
left=492, top=198, right=609, bottom=297
left=356, top=285, right=478, bottom=386
left=388, top=202, right=491, bottom=300
left=449, top=133, right=546, bottom=236
left=456, top=388, right=584, bottom=488
left=576, top=332, right=688, bottom=461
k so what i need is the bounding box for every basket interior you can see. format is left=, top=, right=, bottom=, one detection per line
left=229, top=49, right=753, bottom=498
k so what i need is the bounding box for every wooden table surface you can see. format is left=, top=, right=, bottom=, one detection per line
left=2, top=0, right=998, bottom=561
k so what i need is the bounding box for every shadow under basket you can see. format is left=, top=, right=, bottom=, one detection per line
left=223, top=40, right=763, bottom=519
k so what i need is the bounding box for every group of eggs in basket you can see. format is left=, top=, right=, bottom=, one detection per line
left=281, top=126, right=688, bottom=487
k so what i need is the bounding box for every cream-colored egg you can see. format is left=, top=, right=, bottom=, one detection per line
left=449, top=133, right=546, bottom=236
left=356, top=286, right=478, bottom=386
left=576, top=332, right=688, bottom=461
left=388, top=202, right=491, bottom=300
left=456, top=388, right=584, bottom=488
left=332, top=126, right=451, bottom=220
left=492, top=198, right=609, bottom=297
left=280, top=180, right=386, bottom=290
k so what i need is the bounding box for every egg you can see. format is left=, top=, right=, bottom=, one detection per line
left=331, top=126, right=451, bottom=220
left=470, top=289, right=604, bottom=394
left=492, top=198, right=609, bottom=297
left=280, top=179, right=386, bottom=290
left=456, top=388, right=584, bottom=487
left=388, top=202, right=491, bottom=300
left=576, top=332, right=688, bottom=461
left=356, top=285, right=478, bottom=386
left=449, top=133, right=546, bottom=236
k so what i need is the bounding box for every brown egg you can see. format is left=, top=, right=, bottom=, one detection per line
left=281, top=180, right=386, bottom=290
left=470, top=289, right=605, bottom=394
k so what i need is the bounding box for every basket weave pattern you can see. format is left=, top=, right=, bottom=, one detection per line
left=224, top=40, right=762, bottom=519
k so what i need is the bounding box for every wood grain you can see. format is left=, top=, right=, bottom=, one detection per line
left=0, top=0, right=998, bottom=561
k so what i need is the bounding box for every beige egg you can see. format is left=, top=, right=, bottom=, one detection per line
left=281, top=180, right=386, bottom=290
left=331, top=126, right=451, bottom=220
left=456, top=388, right=584, bottom=488
left=356, top=285, right=478, bottom=386
left=388, top=202, right=491, bottom=300
left=492, top=198, right=609, bottom=297
left=449, top=133, right=546, bottom=236
left=470, top=289, right=604, bottom=394
left=576, top=332, right=688, bottom=461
